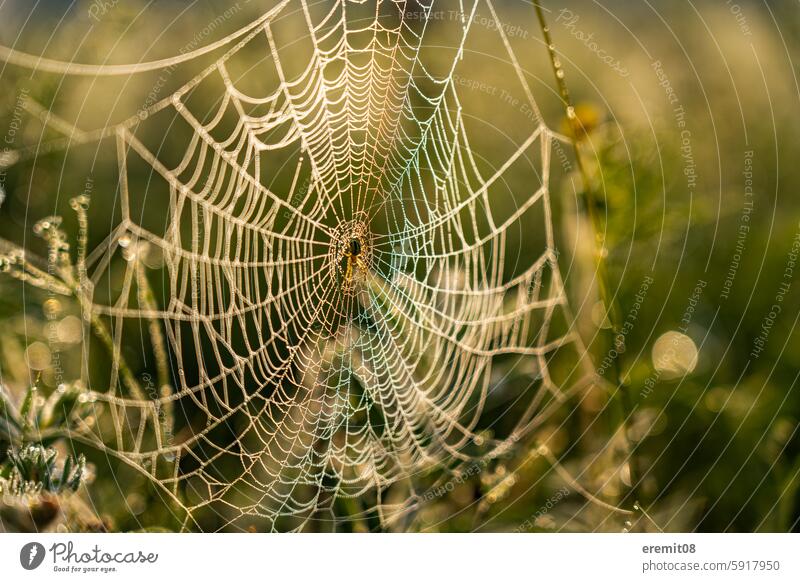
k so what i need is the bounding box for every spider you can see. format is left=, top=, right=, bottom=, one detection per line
left=340, top=237, right=369, bottom=291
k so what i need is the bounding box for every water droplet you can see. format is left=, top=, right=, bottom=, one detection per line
left=57, top=315, right=83, bottom=343
left=0, top=150, right=20, bottom=167
left=70, top=195, right=90, bottom=212
left=33, top=216, right=63, bottom=237
left=43, top=298, right=62, bottom=318
left=652, top=331, right=699, bottom=379
left=25, top=341, right=52, bottom=370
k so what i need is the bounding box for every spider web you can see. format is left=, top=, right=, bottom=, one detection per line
left=0, top=0, right=596, bottom=530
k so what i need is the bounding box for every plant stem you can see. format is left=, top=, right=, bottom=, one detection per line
left=62, top=266, right=145, bottom=401
left=135, top=263, right=171, bottom=389
left=135, top=261, right=175, bottom=445
left=533, top=1, right=641, bottom=507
